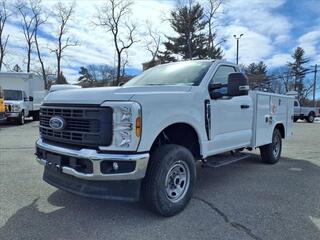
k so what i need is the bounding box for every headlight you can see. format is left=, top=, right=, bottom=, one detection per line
left=100, top=101, right=142, bottom=151
left=12, top=104, right=21, bottom=112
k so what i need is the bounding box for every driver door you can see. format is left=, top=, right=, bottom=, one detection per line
left=207, top=65, right=253, bottom=156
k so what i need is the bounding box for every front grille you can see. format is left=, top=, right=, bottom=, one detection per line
left=39, top=105, right=113, bottom=147
left=5, top=104, right=11, bottom=112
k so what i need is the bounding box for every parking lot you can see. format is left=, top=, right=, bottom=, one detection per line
left=0, top=120, right=319, bottom=240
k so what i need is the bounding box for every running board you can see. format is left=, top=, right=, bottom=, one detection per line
left=202, top=152, right=249, bottom=168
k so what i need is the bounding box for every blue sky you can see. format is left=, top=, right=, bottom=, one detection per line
left=3, top=0, right=320, bottom=83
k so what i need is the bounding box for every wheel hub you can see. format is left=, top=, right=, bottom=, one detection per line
left=272, top=134, right=281, bottom=158
left=165, top=161, right=190, bottom=203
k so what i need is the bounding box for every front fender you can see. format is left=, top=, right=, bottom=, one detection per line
left=137, top=114, right=206, bottom=154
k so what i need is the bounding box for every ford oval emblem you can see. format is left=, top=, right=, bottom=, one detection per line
left=49, top=116, right=66, bottom=131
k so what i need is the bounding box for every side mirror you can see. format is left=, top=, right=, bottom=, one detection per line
left=227, top=73, right=249, bottom=96
left=208, top=83, right=223, bottom=92
left=29, top=96, right=34, bottom=101
left=208, top=83, right=227, bottom=99
left=210, top=91, right=223, bottom=99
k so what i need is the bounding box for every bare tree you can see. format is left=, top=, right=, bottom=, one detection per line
left=204, top=0, right=224, bottom=58
left=120, top=50, right=128, bottom=77
left=30, top=0, right=48, bottom=89
left=145, top=21, right=161, bottom=62
left=0, top=1, right=10, bottom=71
left=16, top=0, right=37, bottom=72
left=95, top=0, right=137, bottom=84
left=52, top=1, right=78, bottom=84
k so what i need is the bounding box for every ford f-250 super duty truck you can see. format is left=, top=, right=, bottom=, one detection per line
left=293, top=99, right=320, bottom=123
left=35, top=60, right=294, bottom=216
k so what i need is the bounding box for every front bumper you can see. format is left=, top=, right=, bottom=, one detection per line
left=5, top=112, right=20, bottom=118
left=35, top=138, right=149, bottom=181
left=0, top=112, right=5, bottom=120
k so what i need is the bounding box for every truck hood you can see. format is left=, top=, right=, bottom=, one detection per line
left=42, top=85, right=192, bottom=105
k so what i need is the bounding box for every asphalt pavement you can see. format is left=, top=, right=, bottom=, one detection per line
left=0, top=120, right=319, bottom=240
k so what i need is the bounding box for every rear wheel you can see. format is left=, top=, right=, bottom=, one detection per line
left=142, top=144, right=196, bottom=217
left=306, top=112, right=315, bottom=123
left=260, top=128, right=282, bottom=164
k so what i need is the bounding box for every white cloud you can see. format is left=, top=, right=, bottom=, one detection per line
left=265, top=53, right=292, bottom=68
left=221, top=25, right=274, bottom=65
left=298, top=31, right=320, bottom=57
left=222, top=0, right=291, bottom=37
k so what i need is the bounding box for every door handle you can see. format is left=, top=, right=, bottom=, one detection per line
left=241, top=104, right=250, bottom=109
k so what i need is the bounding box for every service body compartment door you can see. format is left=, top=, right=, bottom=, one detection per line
left=286, top=98, right=294, bottom=137
left=254, top=94, right=273, bottom=147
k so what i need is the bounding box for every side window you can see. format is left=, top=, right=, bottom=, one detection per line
left=210, top=65, right=236, bottom=85
left=294, top=101, right=298, bottom=107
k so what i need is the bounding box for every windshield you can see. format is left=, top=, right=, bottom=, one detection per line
left=4, top=90, right=23, bottom=100
left=125, top=61, right=213, bottom=87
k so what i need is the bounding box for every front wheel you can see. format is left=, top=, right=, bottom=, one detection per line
left=259, top=128, right=282, bottom=164
left=17, top=111, right=25, bottom=125
left=142, top=144, right=196, bottom=217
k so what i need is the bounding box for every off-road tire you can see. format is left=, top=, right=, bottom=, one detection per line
left=17, top=111, right=25, bottom=125
left=260, top=128, right=282, bottom=164
left=306, top=112, right=315, bottom=123
left=142, top=144, right=196, bottom=217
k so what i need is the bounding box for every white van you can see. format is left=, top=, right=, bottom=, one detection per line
left=0, top=72, right=47, bottom=124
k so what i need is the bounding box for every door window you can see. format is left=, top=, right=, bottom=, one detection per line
left=210, top=65, right=236, bottom=85
left=294, top=101, right=298, bottom=107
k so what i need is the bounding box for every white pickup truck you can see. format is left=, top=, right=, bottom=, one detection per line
left=35, top=60, right=294, bottom=216
left=294, top=99, right=320, bottom=123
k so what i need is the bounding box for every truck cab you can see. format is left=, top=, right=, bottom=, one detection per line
left=35, top=60, right=294, bottom=216
left=294, top=99, right=320, bottom=123
left=4, top=89, right=30, bottom=124
left=0, top=72, right=47, bottom=124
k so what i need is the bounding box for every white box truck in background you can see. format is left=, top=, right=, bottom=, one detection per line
left=0, top=72, right=47, bottom=124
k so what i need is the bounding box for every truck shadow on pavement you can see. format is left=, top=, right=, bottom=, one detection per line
left=0, top=118, right=34, bottom=129
left=1, top=155, right=320, bottom=240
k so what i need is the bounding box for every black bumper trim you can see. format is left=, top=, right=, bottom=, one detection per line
left=43, top=167, right=141, bottom=202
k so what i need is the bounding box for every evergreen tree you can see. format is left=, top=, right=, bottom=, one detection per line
left=12, top=64, right=22, bottom=72
left=56, top=71, right=68, bottom=84
left=245, top=61, right=270, bottom=90
left=78, top=66, right=94, bottom=84
left=157, top=49, right=177, bottom=63
left=288, top=47, right=309, bottom=99
left=163, top=2, right=208, bottom=60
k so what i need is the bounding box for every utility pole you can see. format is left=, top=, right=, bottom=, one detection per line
left=233, top=34, right=243, bottom=65
left=313, top=64, right=317, bottom=107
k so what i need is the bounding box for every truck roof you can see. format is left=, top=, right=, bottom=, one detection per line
left=0, top=72, right=35, bottom=79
